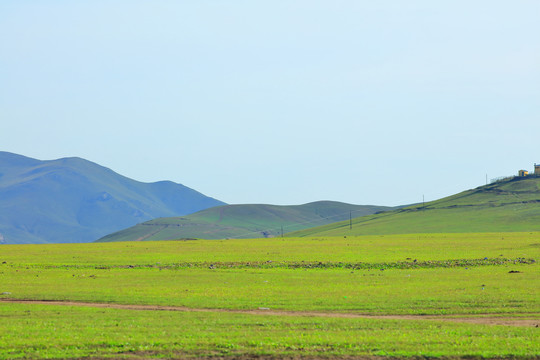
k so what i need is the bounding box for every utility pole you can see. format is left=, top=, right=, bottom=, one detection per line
left=281, top=225, right=283, bottom=238
left=349, top=211, right=352, bottom=230
left=423, top=195, right=425, bottom=211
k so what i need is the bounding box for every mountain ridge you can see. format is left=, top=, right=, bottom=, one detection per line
left=0, top=151, right=225, bottom=244
left=96, top=200, right=396, bottom=242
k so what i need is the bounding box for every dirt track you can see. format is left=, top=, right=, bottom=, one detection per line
left=2, top=299, right=538, bottom=327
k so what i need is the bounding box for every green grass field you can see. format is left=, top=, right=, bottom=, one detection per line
left=1, top=233, right=539, bottom=359
left=1, top=303, right=538, bottom=360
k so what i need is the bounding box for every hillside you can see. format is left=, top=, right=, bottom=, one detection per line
left=287, top=176, right=540, bottom=237
left=0, top=152, right=225, bottom=244
left=96, top=201, right=394, bottom=242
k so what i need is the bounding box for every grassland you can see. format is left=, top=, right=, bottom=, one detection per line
left=1, top=233, right=539, bottom=359
left=2, top=303, right=538, bottom=360
left=288, top=177, right=540, bottom=237
left=97, top=201, right=393, bottom=242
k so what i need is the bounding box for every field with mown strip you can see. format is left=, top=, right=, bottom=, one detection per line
left=0, top=233, right=538, bottom=359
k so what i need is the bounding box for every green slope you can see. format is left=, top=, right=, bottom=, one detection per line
left=287, top=176, right=540, bottom=237
left=96, top=201, right=394, bottom=242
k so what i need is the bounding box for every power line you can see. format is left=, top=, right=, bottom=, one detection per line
left=224, top=207, right=384, bottom=239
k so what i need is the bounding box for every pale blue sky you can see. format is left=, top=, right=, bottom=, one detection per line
left=1, top=1, right=539, bottom=206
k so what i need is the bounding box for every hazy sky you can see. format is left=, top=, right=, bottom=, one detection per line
left=1, top=1, right=539, bottom=206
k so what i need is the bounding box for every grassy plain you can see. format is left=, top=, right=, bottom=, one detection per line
left=0, top=233, right=539, bottom=359
left=3, top=232, right=537, bottom=265
left=1, top=303, right=538, bottom=360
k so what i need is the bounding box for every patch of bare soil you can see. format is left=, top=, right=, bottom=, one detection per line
left=1, top=299, right=538, bottom=327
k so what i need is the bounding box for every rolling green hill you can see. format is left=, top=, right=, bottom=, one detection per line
left=287, top=176, right=540, bottom=237
left=96, top=201, right=395, bottom=242
left=0, top=152, right=225, bottom=244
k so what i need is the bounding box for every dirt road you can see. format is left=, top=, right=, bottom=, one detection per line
left=2, top=299, right=538, bottom=327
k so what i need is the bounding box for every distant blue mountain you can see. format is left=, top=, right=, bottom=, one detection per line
left=0, top=152, right=225, bottom=244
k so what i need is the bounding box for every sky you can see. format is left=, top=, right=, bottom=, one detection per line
left=1, top=1, right=539, bottom=206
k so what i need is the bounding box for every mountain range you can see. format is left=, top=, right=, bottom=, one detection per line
left=5, top=151, right=537, bottom=245
left=0, top=152, right=225, bottom=244
left=102, top=175, right=540, bottom=242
